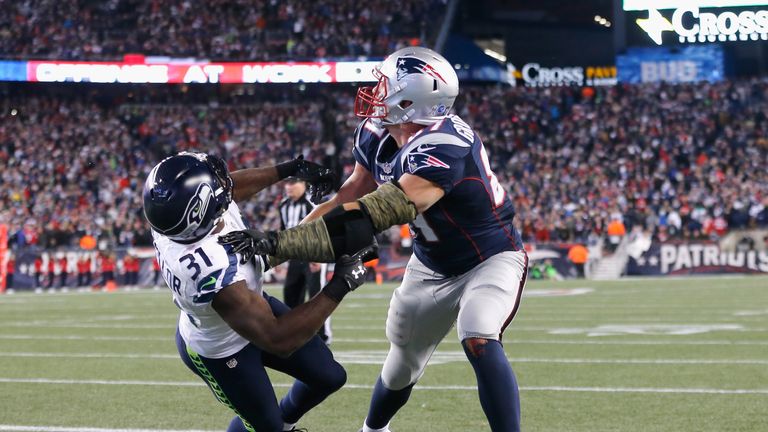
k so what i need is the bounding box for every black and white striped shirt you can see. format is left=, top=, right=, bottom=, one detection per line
left=279, top=195, right=315, bottom=230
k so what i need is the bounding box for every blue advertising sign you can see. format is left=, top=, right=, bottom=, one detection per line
left=617, top=45, right=724, bottom=83
left=0, top=61, right=27, bottom=82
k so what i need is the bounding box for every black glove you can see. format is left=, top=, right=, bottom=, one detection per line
left=218, top=229, right=277, bottom=264
left=276, top=155, right=336, bottom=203
left=322, top=246, right=377, bottom=302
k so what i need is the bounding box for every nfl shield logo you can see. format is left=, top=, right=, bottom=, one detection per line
left=226, top=358, right=238, bottom=369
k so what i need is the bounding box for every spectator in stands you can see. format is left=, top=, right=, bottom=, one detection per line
left=2, top=78, right=767, bottom=259
left=0, top=0, right=445, bottom=61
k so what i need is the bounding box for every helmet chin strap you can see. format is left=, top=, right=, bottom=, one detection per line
left=397, top=108, right=416, bottom=123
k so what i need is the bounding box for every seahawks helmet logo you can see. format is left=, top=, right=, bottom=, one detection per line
left=172, top=183, right=213, bottom=238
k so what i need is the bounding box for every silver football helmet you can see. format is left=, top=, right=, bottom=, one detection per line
left=355, top=46, right=459, bottom=126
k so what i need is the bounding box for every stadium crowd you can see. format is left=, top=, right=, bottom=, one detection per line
left=2, top=79, right=768, bottom=253
left=456, top=80, right=768, bottom=244
left=0, top=0, right=444, bottom=61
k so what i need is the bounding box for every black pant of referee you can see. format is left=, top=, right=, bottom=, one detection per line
left=283, top=259, right=330, bottom=343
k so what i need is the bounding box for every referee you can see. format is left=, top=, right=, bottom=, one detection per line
left=279, top=178, right=331, bottom=343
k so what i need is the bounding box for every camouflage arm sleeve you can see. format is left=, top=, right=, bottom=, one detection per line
left=269, top=219, right=334, bottom=265
left=266, top=182, right=416, bottom=266
left=357, top=181, right=418, bottom=232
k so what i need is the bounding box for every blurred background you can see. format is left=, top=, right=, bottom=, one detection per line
left=1, top=0, right=767, bottom=291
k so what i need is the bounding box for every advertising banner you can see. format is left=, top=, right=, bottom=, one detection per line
left=617, top=45, right=724, bottom=83
left=508, top=63, right=617, bottom=87
left=23, top=60, right=379, bottom=84
left=627, top=241, right=768, bottom=275
left=623, top=0, right=768, bottom=46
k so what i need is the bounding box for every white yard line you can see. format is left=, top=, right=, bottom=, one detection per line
left=0, top=425, right=216, bottom=432
left=0, top=378, right=766, bottom=395
left=0, top=322, right=175, bottom=329
left=0, top=334, right=169, bottom=342
left=1, top=351, right=767, bottom=366
left=0, top=352, right=178, bottom=359
left=332, top=337, right=768, bottom=346
left=333, top=315, right=767, bottom=323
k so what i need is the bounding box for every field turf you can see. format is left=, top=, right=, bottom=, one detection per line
left=0, top=276, right=766, bottom=432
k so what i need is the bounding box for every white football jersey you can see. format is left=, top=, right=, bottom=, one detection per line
left=153, top=203, right=263, bottom=359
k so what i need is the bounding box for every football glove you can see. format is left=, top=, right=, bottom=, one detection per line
left=218, top=229, right=277, bottom=264
left=321, top=246, right=375, bottom=302
left=276, top=155, right=336, bottom=203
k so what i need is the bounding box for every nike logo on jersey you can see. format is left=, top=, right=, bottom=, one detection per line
left=416, top=144, right=436, bottom=153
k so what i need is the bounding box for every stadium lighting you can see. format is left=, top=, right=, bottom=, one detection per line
left=484, top=48, right=507, bottom=63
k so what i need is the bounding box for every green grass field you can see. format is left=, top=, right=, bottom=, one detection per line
left=0, top=276, right=767, bottom=432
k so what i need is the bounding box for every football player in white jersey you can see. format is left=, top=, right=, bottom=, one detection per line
left=220, top=47, right=528, bottom=432
left=144, top=152, right=373, bottom=432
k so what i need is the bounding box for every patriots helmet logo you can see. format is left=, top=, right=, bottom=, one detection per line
left=396, top=57, right=447, bottom=84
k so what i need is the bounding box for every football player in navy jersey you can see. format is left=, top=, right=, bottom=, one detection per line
left=220, top=47, right=528, bottom=432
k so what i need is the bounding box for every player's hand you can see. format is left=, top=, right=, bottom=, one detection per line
left=293, top=156, right=336, bottom=203
left=218, top=229, right=277, bottom=264
left=321, top=245, right=378, bottom=302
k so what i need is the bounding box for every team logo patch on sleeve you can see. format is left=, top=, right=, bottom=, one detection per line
left=396, top=57, right=447, bottom=83
left=193, top=269, right=223, bottom=304
left=407, top=147, right=451, bottom=173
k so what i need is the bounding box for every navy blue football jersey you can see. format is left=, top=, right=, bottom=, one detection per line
left=353, top=115, right=523, bottom=276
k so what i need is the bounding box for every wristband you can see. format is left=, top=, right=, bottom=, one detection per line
left=275, top=159, right=300, bottom=180
left=321, top=278, right=350, bottom=303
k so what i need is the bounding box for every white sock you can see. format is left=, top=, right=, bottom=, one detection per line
left=362, top=420, right=390, bottom=432
left=282, top=422, right=296, bottom=431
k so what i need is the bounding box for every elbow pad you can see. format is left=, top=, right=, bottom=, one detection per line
left=357, top=181, right=418, bottom=233
left=272, top=206, right=379, bottom=264
left=322, top=206, right=377, bottom=259
left=271, top=181, right=414, bottom=262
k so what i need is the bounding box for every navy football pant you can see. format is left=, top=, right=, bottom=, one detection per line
left=176, top=294, right=346, bottom=432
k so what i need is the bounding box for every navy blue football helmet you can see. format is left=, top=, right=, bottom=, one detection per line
left=143, top=152, right=233, bottom=243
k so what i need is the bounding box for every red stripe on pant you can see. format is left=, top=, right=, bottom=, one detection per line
left=499, top=253, right=528, bottom=342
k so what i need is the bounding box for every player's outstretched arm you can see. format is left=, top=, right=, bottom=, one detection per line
left=302, top=162, right=378, bottom=223
left=211, top=250, right=369, bottom=357
left=231, top=156, right=336, bottom=202
left=219, top=180, right=415, bottom=265
left=219, top=177, right=443, bottom=265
